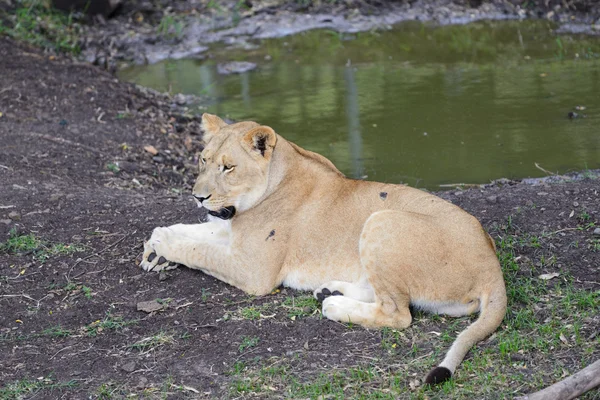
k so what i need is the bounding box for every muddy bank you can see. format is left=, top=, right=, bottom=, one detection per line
left=1, top=36, right=599, bottom=398
left=64, top=0, right=600, bottom=66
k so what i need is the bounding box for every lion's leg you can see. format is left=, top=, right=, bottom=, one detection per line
left=321, top=295, right=412, bottom=329
left=141, top=222, right=229, bottom=272
left=314, top=280, right=375, bottom=303
left=322, top=210, right=434, bottom=329
left=140, top=225, right=277, bottom=295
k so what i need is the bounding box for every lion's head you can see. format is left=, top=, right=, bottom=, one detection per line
left=192, top=114, right=277, bottom=219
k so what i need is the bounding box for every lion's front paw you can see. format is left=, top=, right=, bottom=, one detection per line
left=140, top=227, right=179, bottom=272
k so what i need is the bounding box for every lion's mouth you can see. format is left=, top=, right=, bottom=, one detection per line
left=208, top=206, right=236, bottom=220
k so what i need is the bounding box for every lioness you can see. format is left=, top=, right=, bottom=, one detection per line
left=141, top=114, right=507, bottom=385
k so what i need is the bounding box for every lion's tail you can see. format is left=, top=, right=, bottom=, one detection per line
left=425, top=281, right=507, bottom=385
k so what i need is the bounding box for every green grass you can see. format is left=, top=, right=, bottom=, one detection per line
left=239, top=335, right=260, bottom=352
left=157, top=14, right=184, bottom=40
left=84, top=312, right=138, bottom=337
left=281, top=294, right=320, bottom=319
left=0, top=228, right=86, bottom=263
left=129, top=331, right=176, bottom=352
left=0, top=324, right=73, bottom=342
left=0, top=0, right=82, bottom=54
left=237, top=304, right=271, bottom=320
left=0, top=377, right=78, bottom=398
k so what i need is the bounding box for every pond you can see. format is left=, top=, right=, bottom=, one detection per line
left=119, top=20, right=600, bottom=190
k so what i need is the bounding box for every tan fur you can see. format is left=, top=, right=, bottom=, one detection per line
left=141, top=114, right=507, bottom=382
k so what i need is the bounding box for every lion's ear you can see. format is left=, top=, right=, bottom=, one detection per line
left=201, top=113, right=228, bottom=143
left=241, top=126, right=277, bottom=161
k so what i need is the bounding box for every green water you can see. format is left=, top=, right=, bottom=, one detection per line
left=120, top=20, right=600, bottom=189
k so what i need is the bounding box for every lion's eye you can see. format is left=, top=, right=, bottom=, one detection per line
left=221, top=165, right=235, bottom=173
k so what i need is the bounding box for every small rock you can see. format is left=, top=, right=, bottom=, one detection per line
left=137, top=300, right=163, bottom=313
left=0, top=219, right=12, bottom=225
left=525, top=200, right=534, bottom=207
left=121, top=361, right=136, bottom=373
left=486, top=195, right=497, bottom=204
left=537, top=192, right=548, bottom=196
left=136, top=376, right=148, bottom=389
left=593, top=228, right=600, bottom=236
left=8, top=211, right=21, bottom=221
left=173, top=93, right=187, bottom=105
left=159, top=271, right=168, bottom=281
left=49, top=193, right=63, bottom=202
left=144, top=145, right=159, bottom=155
left=573, top=201, right=579, bottom=207
left=217, top=61, right=257, bottom=75
left=510, top=353, right=527, bottom=362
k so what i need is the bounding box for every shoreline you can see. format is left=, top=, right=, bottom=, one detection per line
left=74, top=0, right=600, bottom=66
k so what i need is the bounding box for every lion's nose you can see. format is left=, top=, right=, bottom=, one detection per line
left=193, top=194, right=211, bottom=203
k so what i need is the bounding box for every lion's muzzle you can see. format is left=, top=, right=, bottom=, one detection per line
left=208, top=206, right=236, bottom=220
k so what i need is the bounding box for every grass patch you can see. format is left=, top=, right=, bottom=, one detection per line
left=0, top=0, right=82, bottom=54
left=83, top=312, right=138, bottom=337
left=0, top=377, right=78, bottom=398
left=0, top=324, right=73, bottom=342
left=157, top=14, right=184, bottom=40
left=281, top=294, right=320, bottom=319
left=239, top=335, right=260, bottom=352
left=0, top=228, right=86, bottom=263
left=129, top=331, right=176, bottom=353
left=237, top=304, right=273, bottom=320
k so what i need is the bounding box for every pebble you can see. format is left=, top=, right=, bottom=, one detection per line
left=121, top=361, right=136, bottom=373
left=0, top=219, right=12, bottom=225
left=8, top=211, right=21, bottom=221
left=486, top=195, right=497, bottom=204
left=217, top=61, right=257, bottom=75
left=593, top=228, right=600, bottom=236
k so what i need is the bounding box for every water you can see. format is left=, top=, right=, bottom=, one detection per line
left=119, top=20, right=600, bottom=189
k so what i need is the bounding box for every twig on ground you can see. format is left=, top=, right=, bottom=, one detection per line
left=1, top=293, right=51, bottom=308
left=25, top=133, right=102, bottom=154
left=535, top=162, right=557, bottom=176
left=67, top=232, right=132, bottom=280
left=175, top=301, right=194, bottom=310
left=50, top=345, right=75, bottom=360
left=438, top=183, right=482, bottom=188
left=551, top=227, right=580, bottom=235
left=516, top=359, right=600, bottom=400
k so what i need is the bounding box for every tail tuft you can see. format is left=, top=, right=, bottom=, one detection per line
left=424, top=366, right=452, bottom=385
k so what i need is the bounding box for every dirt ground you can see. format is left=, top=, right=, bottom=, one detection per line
left=0, top=36, right=599, bottom=399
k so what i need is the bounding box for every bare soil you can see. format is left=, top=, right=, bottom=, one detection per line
left=0, top=37, right=599, bottom=399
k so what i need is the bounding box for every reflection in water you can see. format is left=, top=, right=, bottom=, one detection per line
left=119, top=20, right=600, bottom=189
left=344, top=66, right=364, bottom=179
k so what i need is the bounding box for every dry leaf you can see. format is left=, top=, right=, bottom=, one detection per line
left=538, top=273, right=560, bottom=280
left=144, top=145, right=159, bottom=155
left=559, top=333, right=569, bottom=345
left=408, top=379, right=420, bottom=391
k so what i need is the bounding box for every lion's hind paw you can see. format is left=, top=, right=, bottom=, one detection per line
left=314, top=287, right=344, bottom=303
